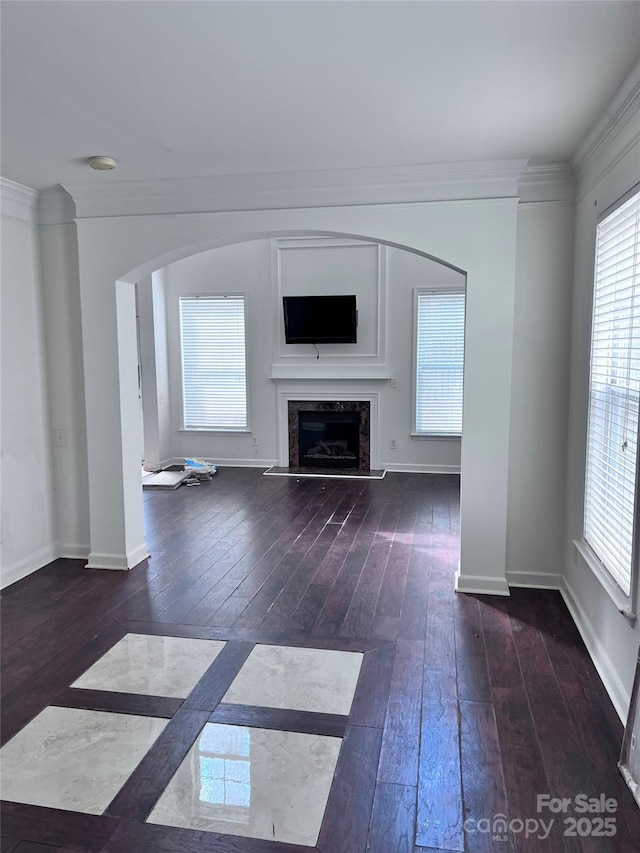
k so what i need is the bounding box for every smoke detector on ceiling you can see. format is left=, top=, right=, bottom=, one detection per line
left=87, top=156, right=117, bottom=171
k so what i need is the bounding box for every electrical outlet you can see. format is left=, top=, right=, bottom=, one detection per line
left=389, top=439, right=397, bottom=450
left=251, top=436, right=258, bottom=446
left=54, top=429, right=67, bottom=447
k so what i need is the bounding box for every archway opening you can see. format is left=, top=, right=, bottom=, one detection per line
left=121, top=229, right=466, bottom=555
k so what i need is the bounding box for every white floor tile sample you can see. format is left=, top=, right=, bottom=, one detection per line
left=0, top=706, right=167, bottom=814
left=147, top=723, right=341, bottom=845
left=223, top=644, right=363, bottom=715
left=72, top=633, right=226, bottom=698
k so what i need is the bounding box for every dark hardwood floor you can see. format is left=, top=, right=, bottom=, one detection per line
left=2, top=469, right=639, bottom=852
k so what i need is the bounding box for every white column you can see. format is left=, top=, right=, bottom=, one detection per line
left=76, top=223, right=148, bottom=569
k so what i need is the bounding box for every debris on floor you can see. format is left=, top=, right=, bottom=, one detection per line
left=142, top=470, right=191, bottom=490
left=142, top=458, right=218, bottom=490
left=184, top=458, right=218, bottom=482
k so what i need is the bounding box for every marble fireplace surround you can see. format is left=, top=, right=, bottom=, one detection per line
left=273, top=381, right=382, bottom=471
left=289, top=400, right=371, bottom=471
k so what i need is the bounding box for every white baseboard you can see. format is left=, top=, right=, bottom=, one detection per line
left=215, top=458, right=278, bottom=468
left=0, top=543, right=58, bottom=589
left=166, top=457, right=277, bottom=469
left=455, top=568, right=510, bottom=596
left=85, top=543, right=150, bottom=571
left=507, top=571, right=564, bottom=590
left=561, top=580, right=630, bottom=724
left=57, top=543, right=90, bottom=560
left=85, top=553, right=130, bottom=571
left=168, top=457, right=457, bottom=473
left=127, top=543, right=151, bottom=569
left=383, top=462, right=461, bottom=474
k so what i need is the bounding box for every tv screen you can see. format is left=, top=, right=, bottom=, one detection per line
left=283, top=295, right=357, bottom=344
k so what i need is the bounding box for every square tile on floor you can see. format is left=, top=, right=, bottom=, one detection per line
left=0, top=706, right=167, bottom=814
left=147, top=722, right=342, bottom=846
left=71, top=633, right=226, bottom=698
left=222, top=644, right=363, bottom=715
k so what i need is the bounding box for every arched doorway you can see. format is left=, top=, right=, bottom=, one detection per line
left=74, top=199, right=518, bottom=596
left=134, top=232, right=466, bottom=481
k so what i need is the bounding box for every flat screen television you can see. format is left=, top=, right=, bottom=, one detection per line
left=283, top=295, right=357, bottom=344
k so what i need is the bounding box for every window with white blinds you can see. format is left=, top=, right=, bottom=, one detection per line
left=414, top=290, right=465, bottom=436
left=180, top=296, right=247, bottom=431
left=584, top=188, right=640, bottom=598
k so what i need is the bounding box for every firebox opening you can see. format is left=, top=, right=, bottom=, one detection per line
left=298, top=411, right=360, bottom=469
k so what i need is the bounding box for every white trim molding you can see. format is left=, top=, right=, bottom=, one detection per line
left=57, top=544, right=91, bottom=560
left=455, top=568, right=510, bottom=596
left=572, top=59, right=640, bottom=199
left=0, top=544, right=58, bottom=590
left=384, top=463, right=460, bottom=475
left=270, top=366, right=391, bottom=381
left=273, top=380, right=382, bottom=470
left=561, top=580, right=631, bottom=724
left=85, top=544, right=150, bottom=571
left=0, top=177, right=38, bottom=223
left=573, top=59, right=640, bottom=179
left=272, top=237, right=387, bottom=364
left=517, top=162, right=576, bottom=203
left=163, top=457, right=277, bottom=469
left=38, top=185, right=76, bottom=225
left=506, top=571, right=564, bottom=590
left=573, top=538, right=636, bottom=621
left=63, top=158, right=529, bottom=219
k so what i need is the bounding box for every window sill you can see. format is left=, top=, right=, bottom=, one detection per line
left=572, top=538, right=636, bottom=622
left=179, top=429, right=251, bottom=436
left=410, top=432, right=462, bottom=440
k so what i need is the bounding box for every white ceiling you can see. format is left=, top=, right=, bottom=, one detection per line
left=1, top=1, right=639, bottom=191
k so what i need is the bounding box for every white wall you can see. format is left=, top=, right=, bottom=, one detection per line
left=38, top=220, right=90, bottom=558
left=141, top=237, right=464, bottom=472
left=506, top=201, right=575, bottom=587
left=0, top=180, right=57, bottom=586
left=164, top=239, right=276, bottom=467
left=562, top=70, right=640, bottom=720
left=138, top=271, right=172, bottom=470
left=386, top=245, right=465, bottom=472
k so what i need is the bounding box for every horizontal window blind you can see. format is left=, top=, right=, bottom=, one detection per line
left=415, top=290, right=465, bottom=435
left=180, top=296, right=247, bottom=430
left=584, top=189, right=640, bottom=597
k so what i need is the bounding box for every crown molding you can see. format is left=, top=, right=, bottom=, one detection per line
left=0, top=177, right=38, bottom=223
left=517, top=162, right=575, bottom=203
left=38, top=185, right=76, bottom=226
left=3, top=159, right=576, bottom=226
left=572, top=59, right=640, bottom=191
left=62, top=159, right=529, bottom=219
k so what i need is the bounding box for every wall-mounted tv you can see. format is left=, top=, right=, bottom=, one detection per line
left=283, top=295, right=357, bottom=344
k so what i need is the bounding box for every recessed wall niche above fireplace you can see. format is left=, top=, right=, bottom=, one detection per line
left=288, top=401, right=370, bottom=472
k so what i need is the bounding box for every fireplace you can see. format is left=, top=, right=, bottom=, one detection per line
left=288, top=400, right=371, bottom=471
left=299, top=411, right=360, bottom=469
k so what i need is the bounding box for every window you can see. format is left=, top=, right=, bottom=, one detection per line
left=414, top=289, right=465, bottom=436
left=180, top=295, right=247, bottom=431
left=584, top=187, right=640, bottom=599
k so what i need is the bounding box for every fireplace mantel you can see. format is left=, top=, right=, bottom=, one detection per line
left=273, top=380, right=382, bottom=470
left=270, top=365, right=390, bottom=381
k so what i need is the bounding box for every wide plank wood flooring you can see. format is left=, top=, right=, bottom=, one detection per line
left=2, top=469, right=639, bottom=852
